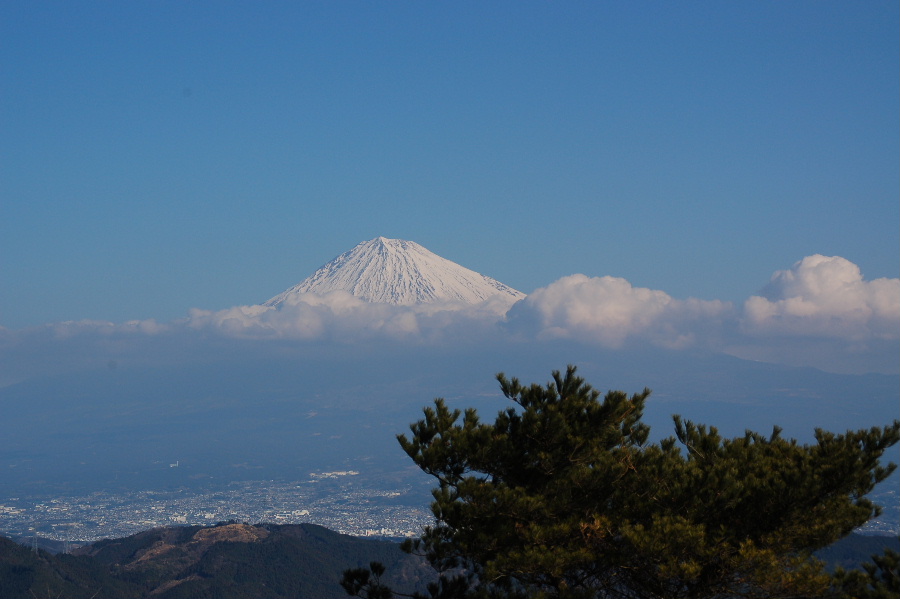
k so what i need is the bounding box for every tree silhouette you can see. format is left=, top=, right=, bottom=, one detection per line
left=344, top=366, right=899, bottom=599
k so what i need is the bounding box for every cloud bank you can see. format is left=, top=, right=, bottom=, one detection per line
left=1, top=255, right=897, bottom=383
left=742, top=254, right=900, bottom=340
left=185, top=291, right=514, bottom=343
left=504, top=274, right=732, bottom=349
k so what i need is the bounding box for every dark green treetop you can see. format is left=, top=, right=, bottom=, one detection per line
left=833, top=544, right=900, bottom=599
left=343, top=366, right=900, bottom=599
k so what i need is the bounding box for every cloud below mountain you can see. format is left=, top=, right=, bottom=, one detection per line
left=186, top=291, right=513, bottom=343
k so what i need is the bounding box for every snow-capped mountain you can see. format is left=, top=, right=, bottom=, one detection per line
left=265, top=237, right=525, bottom=307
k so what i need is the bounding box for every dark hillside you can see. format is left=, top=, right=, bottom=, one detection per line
left=1, top=522, right=431, bottom=599
left=0, top=535, right=141, bottom=598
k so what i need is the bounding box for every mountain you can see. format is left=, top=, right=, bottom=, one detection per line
left=1, top=523, right=432, bottom=599
left=265, top=237, right=525, bottom=306
left=2, top=525, right=894, bottom=599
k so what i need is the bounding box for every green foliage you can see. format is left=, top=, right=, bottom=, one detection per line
left=343, top=562, right=396, bottom=599
left=833, top=543, right=900, bottom=598
left=344, top=366, right=900, bottom=599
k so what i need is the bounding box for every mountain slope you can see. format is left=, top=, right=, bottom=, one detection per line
left=0, top=523, right=432, bottom=599
left=1, top=527, right=894, bottom=599
left=265, top=237, right=525, bottom=306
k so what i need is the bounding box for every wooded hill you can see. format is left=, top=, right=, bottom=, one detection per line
left=0, top=522, right=432, bottom=598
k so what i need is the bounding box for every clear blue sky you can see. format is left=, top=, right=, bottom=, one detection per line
left=2, top=1, right=898, bottom=329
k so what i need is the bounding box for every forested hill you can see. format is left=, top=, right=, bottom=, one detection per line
left=0, top=523, right=896, bottom=599
left=0, top=522, right=432, bottom=599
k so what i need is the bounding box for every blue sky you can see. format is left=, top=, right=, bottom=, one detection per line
left=2, top=1, right=898, bottom=329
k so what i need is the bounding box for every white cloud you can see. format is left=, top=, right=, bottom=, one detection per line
left=741, top=255, right=900, bottom=340
left=505, top=274, right=732, bottom=349
left=503, top=257, right=898, bottom=373
left=185, top=291, right=511, bottom=343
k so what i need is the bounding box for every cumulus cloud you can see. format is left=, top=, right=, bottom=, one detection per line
left=505, top=274, right=732, bottom=349
left=500, top=256, right=898, bottom=373
left=741, top=255, right=900, bottom=340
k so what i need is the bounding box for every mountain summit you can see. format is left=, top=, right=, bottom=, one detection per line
left=265, top=237, right=525, bottom=307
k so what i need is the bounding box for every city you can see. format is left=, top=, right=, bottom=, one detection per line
left=0, top=470, right=436, bottom=546
left=1, top=471, right=897, bottom=551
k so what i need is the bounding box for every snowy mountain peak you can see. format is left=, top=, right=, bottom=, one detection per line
left=265, top=237, right=525, bottom=307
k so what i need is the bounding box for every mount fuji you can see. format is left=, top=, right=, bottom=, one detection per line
left=265, top=237, right=526, bottom=307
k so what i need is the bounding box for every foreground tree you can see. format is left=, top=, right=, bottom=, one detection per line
left=833, top=545, right=900, bottom=598
left=344, top=366, right=899, bottom=599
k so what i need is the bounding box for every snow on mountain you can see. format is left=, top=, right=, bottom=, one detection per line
left=265, top=237, right=526, bottom=307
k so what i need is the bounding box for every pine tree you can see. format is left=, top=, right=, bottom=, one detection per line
left=833, top=544, right=900, bottom=598
left=344, top=366, right=900, bottom=599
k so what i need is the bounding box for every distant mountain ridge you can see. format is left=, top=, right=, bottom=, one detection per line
left=265, top=237, right=525, bottom=307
